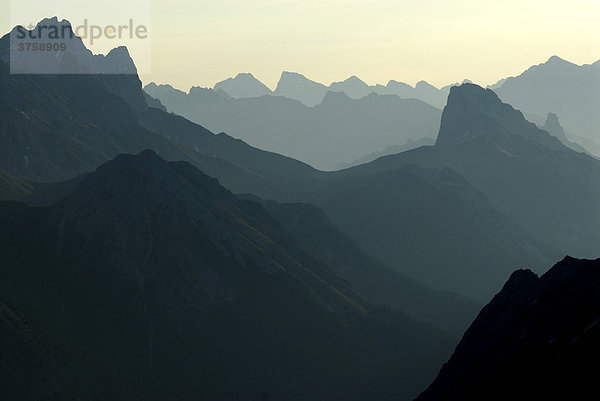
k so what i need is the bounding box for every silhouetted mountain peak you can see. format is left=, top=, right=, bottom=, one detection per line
left=416, top=80, right=438, bottom=90
left=336, top=75, right=367, bottom=85
left=277, top=71, right=318, bottom=86
left=435, top=83, right=564, bottom=149
left=3, top=18, right=138, bottom=75
left=542, top=112, right=569, bottom=143
left=66, top=150, right=227, bottom=207
left=214, top=72, right=272, bottom=98
left=545, top=55, right=571, bottom=66
left=500, top=269, right=539, bottom=297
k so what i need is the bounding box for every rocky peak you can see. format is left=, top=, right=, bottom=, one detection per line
left=542, top=112, right=569, bottom=143
left=214, top=72, right=272, bottom=98
left=435, top=83, right=565, bottom=150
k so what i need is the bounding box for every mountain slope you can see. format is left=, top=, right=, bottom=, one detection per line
left=304, top=164, right=554, bottom=301
left=0, top=170, right=33, bottom=201
left=0, top=301, right=149, bottom=401
left=0, top=151, right=453, bottom=401
left=256, top=199, right=481, bottom=335
left=416, top=256, right=600, bottom=401
left=273, top=71, right=329, bottom=107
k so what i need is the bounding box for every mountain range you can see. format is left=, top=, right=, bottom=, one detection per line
left=2, top=16, right=600, bottom=401
left=143, top=83, right=442, bottom=170
left=208, top=71, right=454, bottom=108
left=0, top=20, right=569, bottom=304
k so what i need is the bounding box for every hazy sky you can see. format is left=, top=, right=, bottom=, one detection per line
left=2, top=0, right=600, bottom=90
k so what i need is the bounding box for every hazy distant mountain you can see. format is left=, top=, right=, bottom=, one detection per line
left=341, top=83, right=600, bottom=260
left=492, top=55, right=600, bottom=142
left=541, top=112, right=590, bottom=154
left=273, top=71, right=329, bottom=107
left=215, top=70, right=453, bottom=108
left=329, top=75, right=374, bottom=99
left=214, top=72, right=273, bottom=98
left=144, top=84, right=442, bottom=170
left=251, top=198, right=481, bottom=335
left=0, top=151, right=454, bottom=401
left=571, top=134, right=600, bottom=157
left=417, top=256, right=600, bottom=401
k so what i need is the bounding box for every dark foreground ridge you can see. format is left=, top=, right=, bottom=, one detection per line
left=417, top=256, right=600, bottom=401
left=0, top=150, right=453, bottom=401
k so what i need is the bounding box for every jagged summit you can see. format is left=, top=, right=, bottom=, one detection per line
left=2, top=18, right=137, bottom=75
left=545, top=55, right=573, bottom=66
left=214, top=72, right=272, bottom=98
left=542, top=112, right=569, bottom=143
left=274, top=71, right=328, bottom=106
left=435, top=83, right=564, bottom=150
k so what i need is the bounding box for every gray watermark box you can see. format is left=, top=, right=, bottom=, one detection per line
left=8, top=0, right=151, bottom=74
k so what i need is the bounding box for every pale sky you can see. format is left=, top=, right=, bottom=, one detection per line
left=2, top=0, right=600, bottom=91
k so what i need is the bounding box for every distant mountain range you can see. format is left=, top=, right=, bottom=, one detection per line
left=417, top=256, right=600, bottom=401
left=491, top=55, right=600, bottom=145
left=205, top=71, right=455, bottom=108
left=144, top=83, right=442, bottom=170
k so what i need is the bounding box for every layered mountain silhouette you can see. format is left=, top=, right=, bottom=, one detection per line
left=214, top=70, right=452, bottom=108
left=246, top=197, right=481, bottom=335
left=492, top=55, right=600, bottom=143
left=143, top=83, right=441, bottom=170
left=0, top=151, right=454, bottom=401
left=306, top=164, right=554, bottom=301
left=341, top=83, right=600, bottom=261
left=417, top=256, right=600, bottom=401
left=0, top=20, right=321, bottom=192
